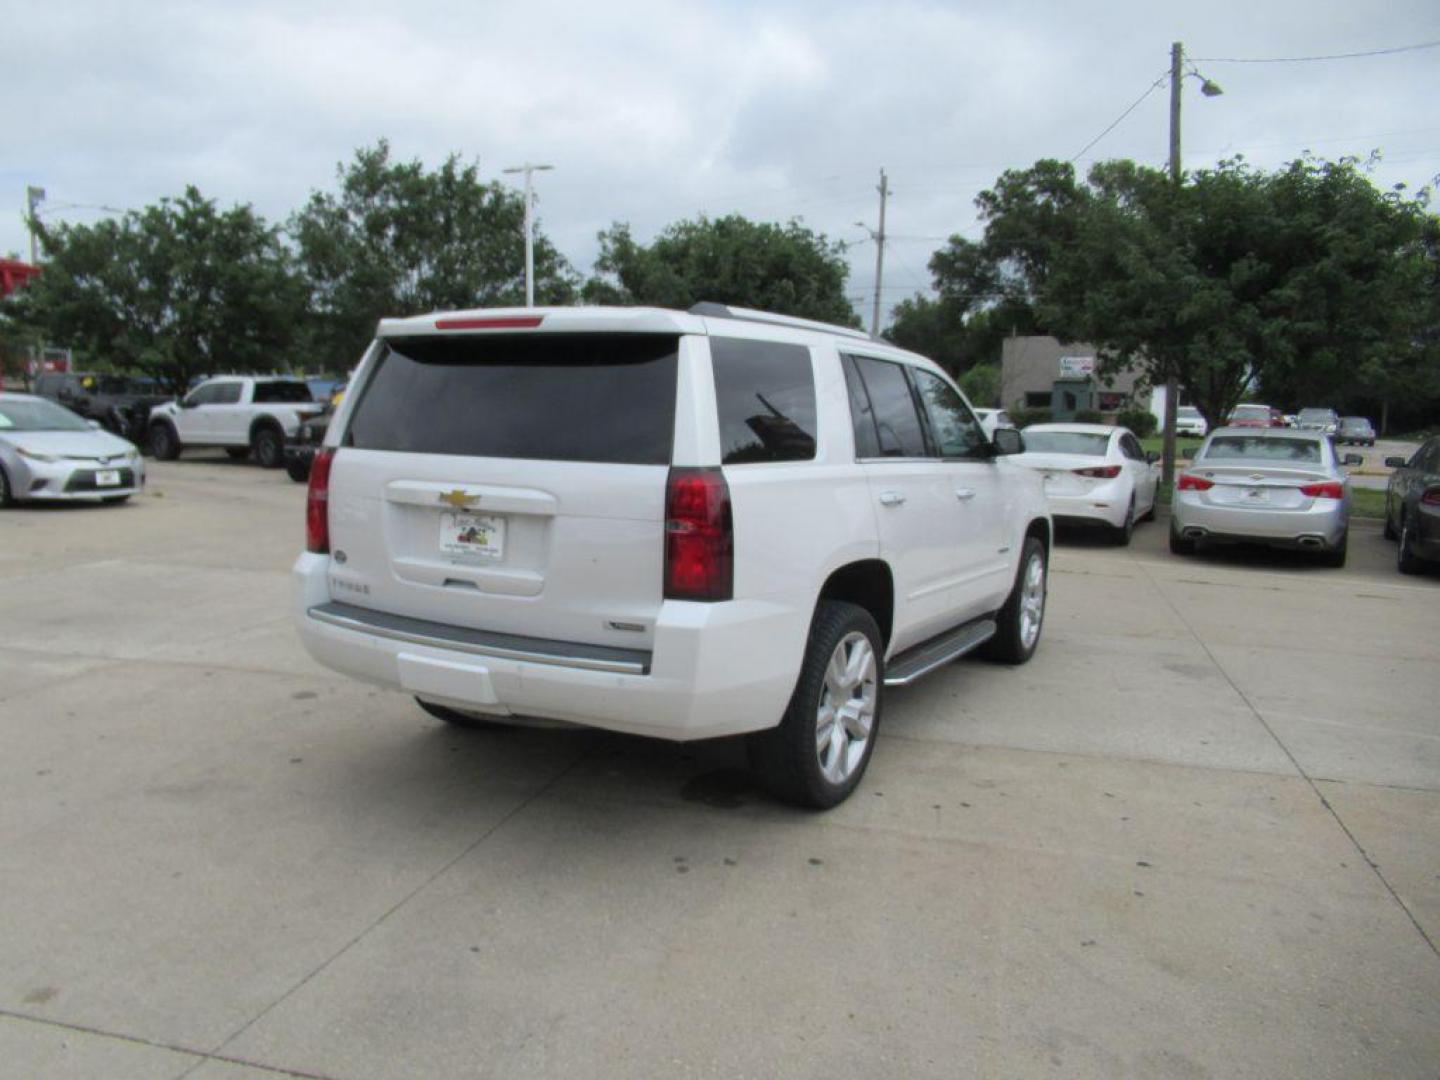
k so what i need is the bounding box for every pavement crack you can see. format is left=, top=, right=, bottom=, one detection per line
left=0, top=1009, right=341, bottom=1080
left=1134, top=558, right=1440, bottom=961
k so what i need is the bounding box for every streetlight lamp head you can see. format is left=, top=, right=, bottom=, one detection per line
left=1200, top=78, right=1223, bottom=98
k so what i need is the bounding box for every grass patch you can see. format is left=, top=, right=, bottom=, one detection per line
left=1349, top=487, right=1386, bottom=520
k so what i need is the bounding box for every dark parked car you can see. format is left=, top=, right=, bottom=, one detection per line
left=284, top=381, right=346, bottom=481
left=32, top=371, right=168, bottom=446
left=1384, top=437, right=1440, bottom=574
left=1337, top=417, right=1376, bottom=446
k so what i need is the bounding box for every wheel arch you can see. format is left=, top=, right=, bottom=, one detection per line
left=1024, top=516, right=1052, bottom=555
left=816, top=559, right=895, bottom=650
left=248, top=414, right=285, bottom=444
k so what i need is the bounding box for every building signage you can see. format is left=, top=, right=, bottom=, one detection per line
left=1058, top=355, right=1096, bottom=378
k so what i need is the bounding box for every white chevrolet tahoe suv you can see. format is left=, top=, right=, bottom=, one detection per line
left=149, top=376, right=324, bottom=467
left=293, top=304, right=1050, bottom=807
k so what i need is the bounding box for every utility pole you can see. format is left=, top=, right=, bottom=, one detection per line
left=1162, top=42, right=1183, bottom=491
left=502, top=163, right=554, bottom=307
left=855, top=170, right=889, bottom=336
left=25, top=185, right=46, bottom=264
left=872, top=169, right=888, bottom=336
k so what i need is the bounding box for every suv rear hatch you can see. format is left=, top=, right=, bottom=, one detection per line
left=326, top=330, right=680, bottom=652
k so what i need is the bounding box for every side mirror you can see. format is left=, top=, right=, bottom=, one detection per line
left=992, top=428, right=1025, bottom=456
left=1145, top=451, right=1160, bottom=464
left=1384, top=456, right=1406, bottom=468
left=1343, top=454, right=1364, bottom=467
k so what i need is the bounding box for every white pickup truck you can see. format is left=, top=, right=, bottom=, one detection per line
left=149, top=376, right=324, bottom=467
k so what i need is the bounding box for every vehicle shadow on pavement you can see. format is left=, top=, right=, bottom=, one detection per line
left=389, top=718, right=768, bottom=813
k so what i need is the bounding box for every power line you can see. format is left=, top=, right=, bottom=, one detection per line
left=1069, top=72, right=1170, bottom=163
left=1191, top=40, right=1440, bottom=63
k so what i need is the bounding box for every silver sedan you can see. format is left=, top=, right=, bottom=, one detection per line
left=1169, top=427, right=1354, bottom=567
left=0, top=393, right=146, bottom=506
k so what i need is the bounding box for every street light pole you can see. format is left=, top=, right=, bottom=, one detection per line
left=1161, top=43, right=1222, bottom=489
left=502, top=163, right=554, bottom=307
left=1162, top=42, right=1183, bottom=490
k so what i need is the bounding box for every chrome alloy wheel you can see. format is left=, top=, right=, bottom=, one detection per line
left=1018, top=551, right=1046, bottom=650
left=816, top=631, right=878, bottom=784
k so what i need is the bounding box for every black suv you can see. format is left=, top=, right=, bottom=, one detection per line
left=32, top=371, right=168, bottom=446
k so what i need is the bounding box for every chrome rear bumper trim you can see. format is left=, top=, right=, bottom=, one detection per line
left=308, top=601, right=651, bottom=676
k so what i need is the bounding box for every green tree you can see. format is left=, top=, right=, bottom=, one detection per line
left=943, top=155, right=1438, bottom=433
left=6, top=188, right=304, bottom=393
left=958, top=363, right=1001, bottom=407
left=584, top=215, right=859, bottom=327
left=291, top=141, right=578, bottom=373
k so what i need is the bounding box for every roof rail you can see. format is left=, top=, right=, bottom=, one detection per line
left=688, top=302, right=873, bottom=342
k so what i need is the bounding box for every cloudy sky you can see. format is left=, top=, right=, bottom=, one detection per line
left=5, top=0, right=1438, bottom=326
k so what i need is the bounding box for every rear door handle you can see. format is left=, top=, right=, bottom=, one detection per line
left=879, top=491, right=906, bottom=507
left=955, top=488, right=976, bottom=501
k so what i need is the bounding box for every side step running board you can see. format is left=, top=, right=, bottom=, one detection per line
left=884, top=619, right=996, bottom=687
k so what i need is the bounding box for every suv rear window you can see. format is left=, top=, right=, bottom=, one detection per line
left=254, top=381, right=314, bottom=404
left=345, top=334, right=679, bottom=465
left=711, top=337, right=816, bottom=465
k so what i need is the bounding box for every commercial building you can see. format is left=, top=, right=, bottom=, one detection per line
left=1000, top=336, right=1149, bottom=419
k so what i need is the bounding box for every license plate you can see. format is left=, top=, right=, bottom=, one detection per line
left=95, top=469, right=121, bottom=487
left=439, top=512, right=504, bottom=559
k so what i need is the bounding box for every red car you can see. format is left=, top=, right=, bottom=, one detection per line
left=1229, top=404, right=1285, bottom=428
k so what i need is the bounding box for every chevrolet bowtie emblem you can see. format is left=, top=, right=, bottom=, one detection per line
left=439, top=489, right=479, bottom=509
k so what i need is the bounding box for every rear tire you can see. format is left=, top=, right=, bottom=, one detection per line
left=253, top=426, right=284, bottom=469
left=0, top=464, right=14, bottom=507
left=416, top=698, right=513, bottom=730
left=1112, top=499, right=1135, bottom=545
left=285, top=455, right=312, bottom=483
left=1383, top=505, right=1398, bottom=541
left=1318, top=532, right=1347, bottom=569
left=1398, top=519, right=1426, bottom=575
left=1169, top=523, right=1196, bottom=556
left=980, top=535, right=1047, bottom=665
left=747, top=600, right=882, bottom=809
left=149, top=422, right=181, bottom=461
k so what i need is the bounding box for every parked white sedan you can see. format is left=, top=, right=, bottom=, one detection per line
left=1013, top=423, right=1160, bottom=544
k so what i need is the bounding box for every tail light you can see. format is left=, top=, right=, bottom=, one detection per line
left=1177, top=473, right=1213, bottom=491
left=664, top=467, right=733, bottom=601
left=1073, top=464, right=1121, bottom=478
left=1421, top=486, right=1440, bottom=507
left=1298, top=480, right=1344, bottom=500
left=306, top=448, right=336, bottom=553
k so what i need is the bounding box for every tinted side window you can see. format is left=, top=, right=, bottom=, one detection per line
left=185, top=383, right=218, bottom=407
left=841, top=355, right=880, bottom=458
left=710, top=338, right=816, bottom=465
left=849, top=356, right=928, bottom=458
left=346, top=334, right=678, bottom=465
left=912, top=369, right=988, bottom=458
left=1120, top=434, right=1144, bottom=460
left=253, top=381, right=313, bottom=404
left=211, top=382, right=243, bottom=405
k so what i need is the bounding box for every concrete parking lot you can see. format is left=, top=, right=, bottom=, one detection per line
left=2, top=456, right=1438, bottom=1080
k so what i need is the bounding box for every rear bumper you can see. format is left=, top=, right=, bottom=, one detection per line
left=1407, top=505, right=1440, bottom=562
left=1171, top=493, right=1347, bottom=549
left=291, top=552, right=806, bottom=741
left=1044, top=482, right=1129, bottom=528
